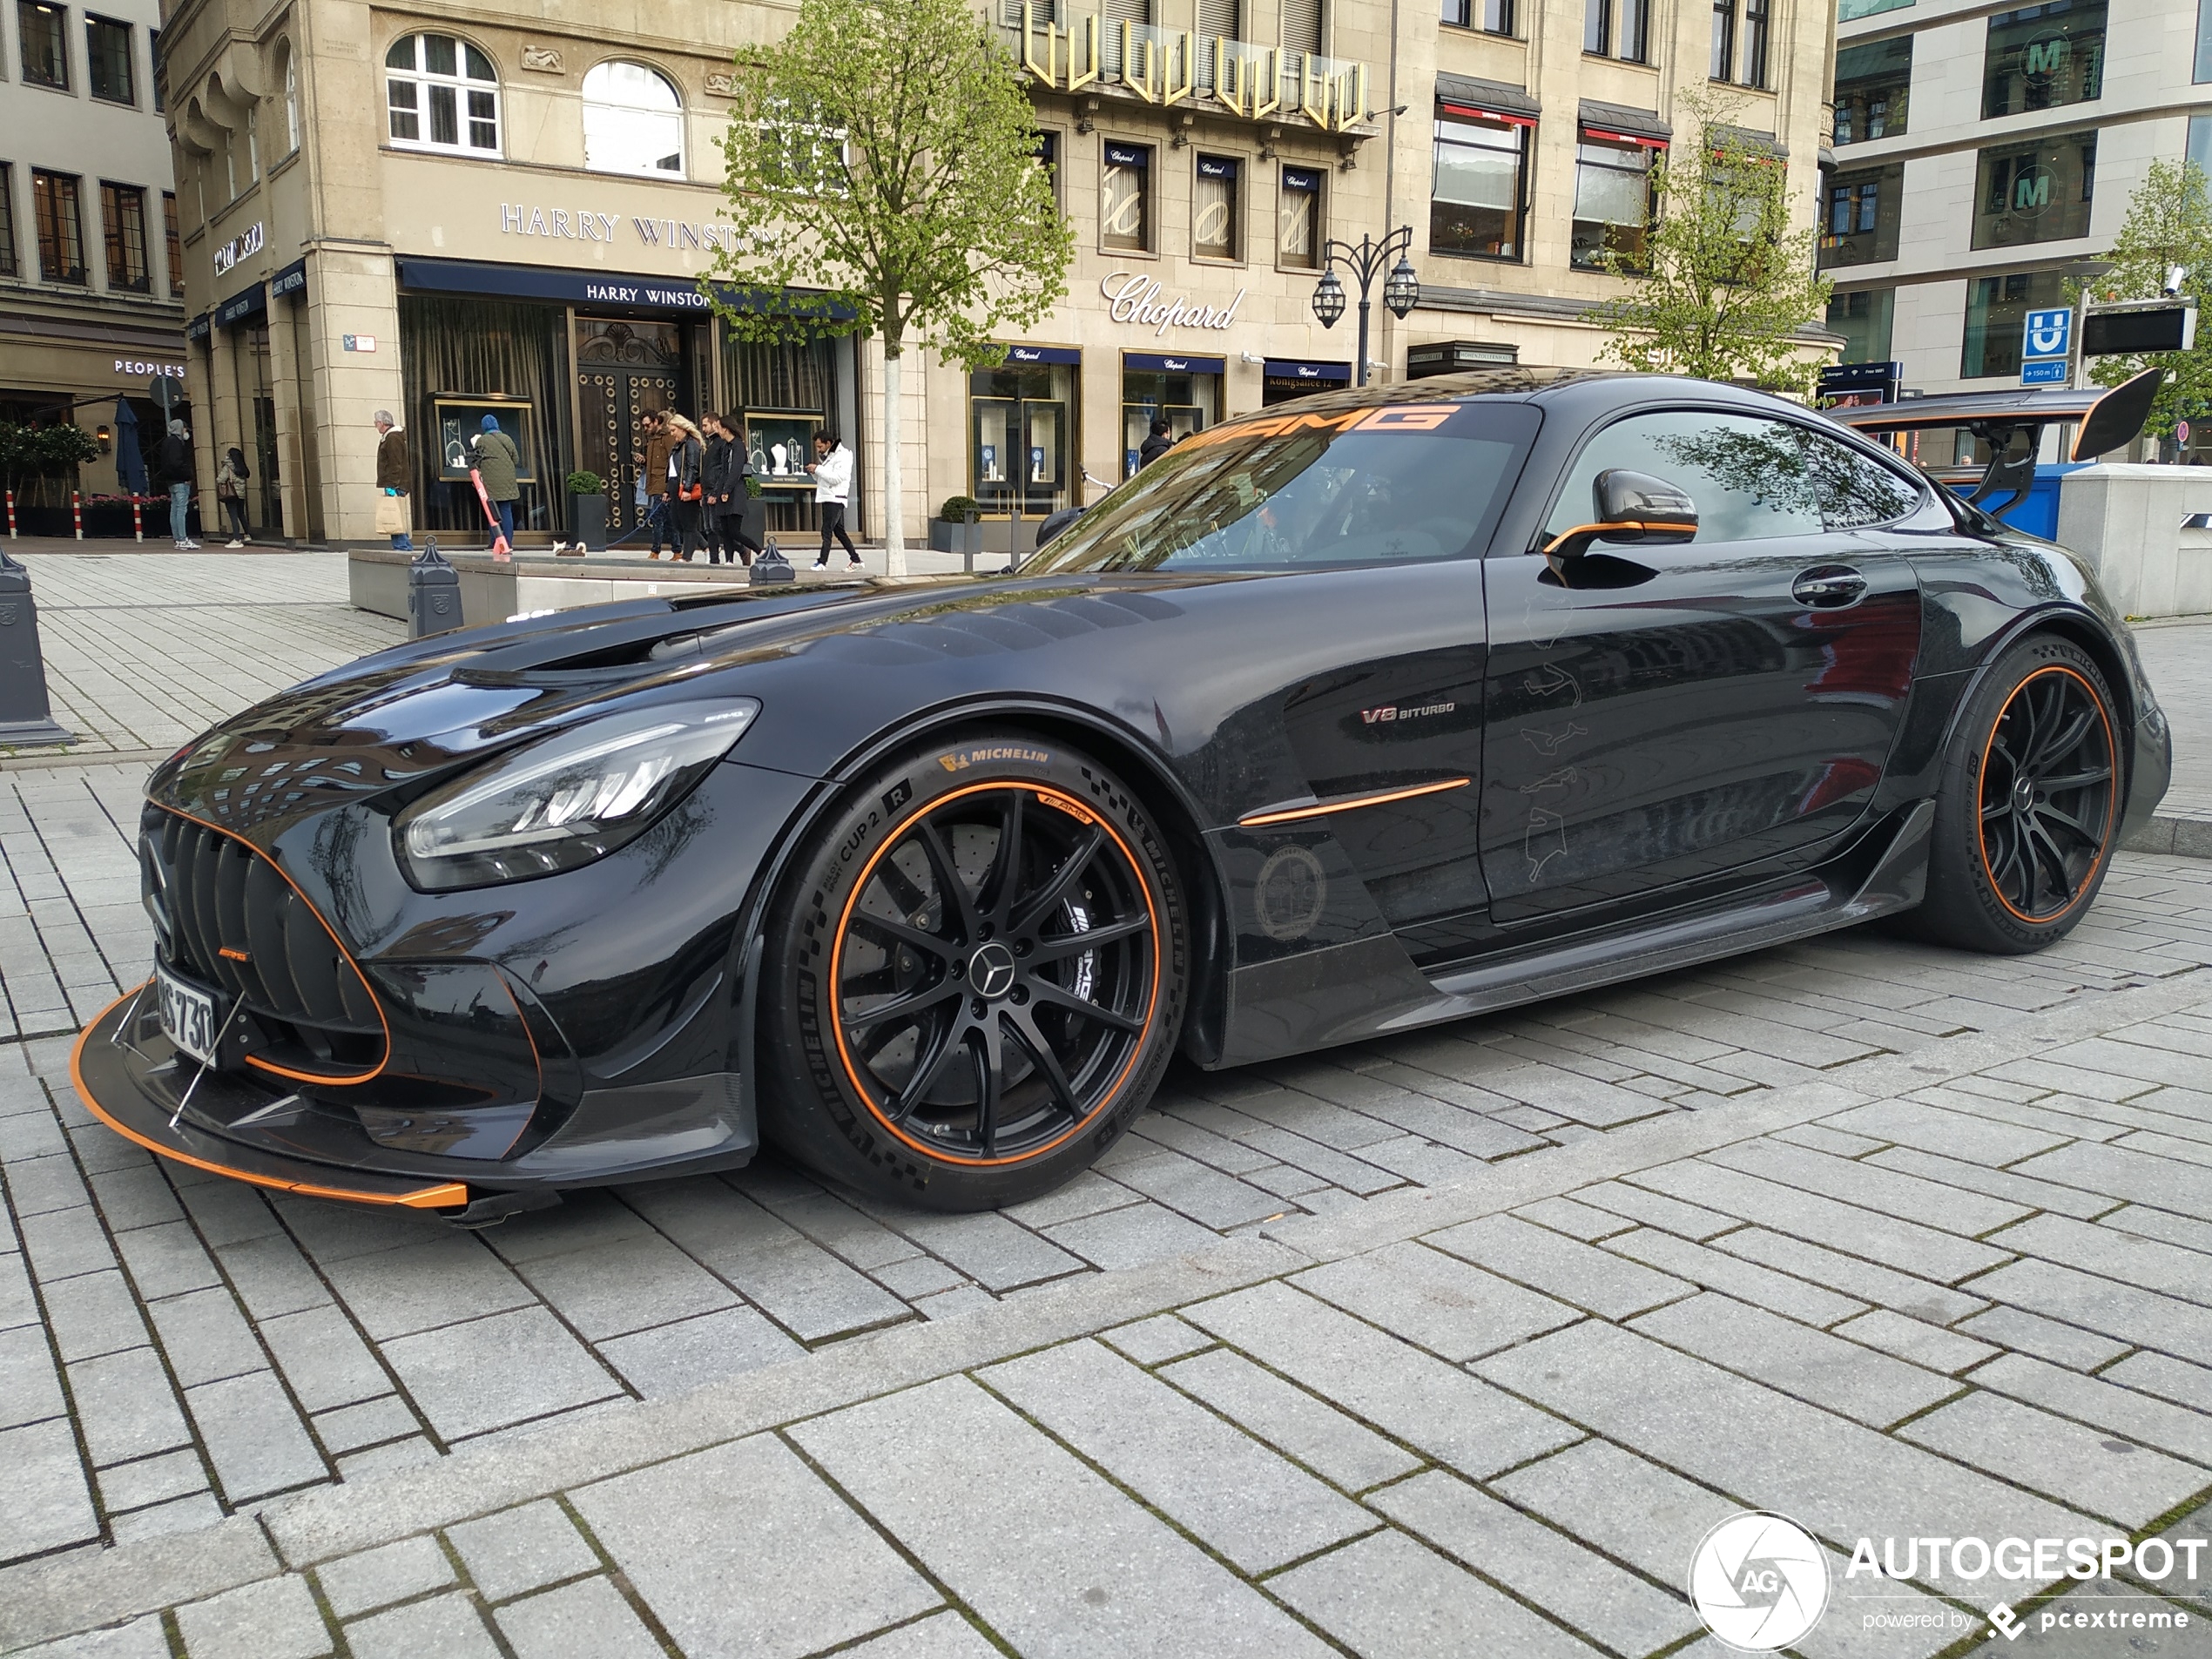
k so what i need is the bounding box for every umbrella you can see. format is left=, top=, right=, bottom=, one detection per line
left=114, top=398, right=147, bottom=497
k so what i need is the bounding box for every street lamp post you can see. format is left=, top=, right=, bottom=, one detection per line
left=1312, top=226, right=1421, bottom=387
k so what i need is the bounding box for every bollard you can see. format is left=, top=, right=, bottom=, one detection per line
left=749, top=536, right=794, bottom=586
left=0, top=549, right=78, bottom=745
left=407, top=538, right=463, bottom=638
left=71, top=491, right=83, bottom=541
left=4, top=489, right=15, bottom=537
left=962, top=510, right=980, bottom=576
left=132, top=496, right=143, bottom=543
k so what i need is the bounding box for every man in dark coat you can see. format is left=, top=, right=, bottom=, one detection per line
left=374, top=410, right=413, bottom=551
left=1138, top=416, right=1175, bottom=469
left=152, top=419, right=199, bottom=549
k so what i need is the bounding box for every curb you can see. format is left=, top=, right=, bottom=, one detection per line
left=2126, top=813, right=2212, bottom=859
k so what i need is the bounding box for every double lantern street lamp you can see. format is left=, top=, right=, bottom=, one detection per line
left=1311, top=225, right=1421, bottom=387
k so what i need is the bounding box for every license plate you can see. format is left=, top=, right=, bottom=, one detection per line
left=154, top=964, right=219, bottom=1066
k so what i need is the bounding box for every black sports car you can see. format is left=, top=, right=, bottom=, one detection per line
left=76, top=371, right=2171, bottom=1220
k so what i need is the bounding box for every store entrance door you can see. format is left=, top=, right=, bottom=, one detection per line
left=575, top=317, right=681, bottom=536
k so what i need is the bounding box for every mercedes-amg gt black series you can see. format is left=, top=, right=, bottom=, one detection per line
left=77, top=371, right=2171, bottom=1221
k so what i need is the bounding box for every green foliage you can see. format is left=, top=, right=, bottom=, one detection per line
left=564, top=469, right=605, bottom=496
left=2076, top=159, right=2212, bottom=440
left=708, top=0, right=1074, bottom=367
left=1589, top=96, right=1832, bottom=395
left=0, top=421, right=103, bottom=507
left=938, top=495, right=981, bottom=521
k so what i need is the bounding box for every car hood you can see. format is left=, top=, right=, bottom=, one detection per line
left=145, top=572, right=1229, bottom=841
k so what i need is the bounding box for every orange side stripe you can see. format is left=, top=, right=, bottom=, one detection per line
left=1238, top=777, right=1473, bottom=828
left=71, top=987, right=469, bottom=1211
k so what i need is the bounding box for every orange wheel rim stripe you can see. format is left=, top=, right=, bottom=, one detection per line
left=1975, top=664, right=2116, bottom=924
left=71, top=987, right=468, bottom=1210
left=827, top=780, right=1162, bottom=1168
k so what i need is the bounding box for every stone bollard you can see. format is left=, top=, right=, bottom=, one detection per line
left=0, top=549, right=78, bottom=745
left=962, top=509, right=981, bottom=575
left=749, top=536, right=794, bottom=586
left=408, top=538, right=463, bottom=637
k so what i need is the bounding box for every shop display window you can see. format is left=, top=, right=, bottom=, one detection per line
left=1122, top=359, right=1222, bottom=478
left=970, top=359, right=1075, bottom=517
left=432, top=397, right=536, bottom=482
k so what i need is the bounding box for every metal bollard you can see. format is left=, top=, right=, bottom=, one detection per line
left=0, top=549, right=78, bottom=745
left=962, top=510, right=980, bottom=575
left=407, top=538, right=462, bottom=638
left=749, top=536, right=794, bottom=585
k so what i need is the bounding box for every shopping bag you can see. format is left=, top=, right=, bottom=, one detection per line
left=373, top=490, right=408, bottom=536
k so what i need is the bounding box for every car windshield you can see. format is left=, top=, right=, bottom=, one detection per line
left=1025, top=400, right=1541, bottom=574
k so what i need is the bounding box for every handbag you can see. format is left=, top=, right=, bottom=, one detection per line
left=678, top=481, right=704, bottom=502
left=373, top=490, right=409, bottom=536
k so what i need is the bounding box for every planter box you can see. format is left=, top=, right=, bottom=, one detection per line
left=567, top=492, right=608, bottom=555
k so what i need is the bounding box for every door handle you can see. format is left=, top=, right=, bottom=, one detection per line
left=1792, top=566, right=1867, bottom=608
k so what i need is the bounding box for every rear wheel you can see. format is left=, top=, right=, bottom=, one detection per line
left=1912, top=635, right=2121, bottom=954
left=759, top=732, right=1187, bottom=1210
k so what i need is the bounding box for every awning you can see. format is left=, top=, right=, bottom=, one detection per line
left=1263, top=359, right=1352, bottom=384
left=1123, top=352, right=1226, bottom=374
left=1435, top=72, right=1541, bottom=126
left=1578, top=99, right=1669, bottom=146
left=998, top=343, right=1081, bottom=366
left=394, top=257, right=858, bottom=320
left=186, top=314, right=211, bottom=341
left=214, top=283, right=266, bottom=328
left=1713, top=124, right=1789, bottom=159
left=270, top=259, right=307, bottom=301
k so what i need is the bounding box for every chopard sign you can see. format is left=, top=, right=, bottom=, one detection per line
left=1101, top=271, right=1246, bottom=336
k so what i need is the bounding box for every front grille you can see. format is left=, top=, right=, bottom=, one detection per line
left=141, top=806, right=386, bottom=1077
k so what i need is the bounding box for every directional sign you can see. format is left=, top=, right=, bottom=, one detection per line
left=2024, top=307, right=2072, bottom=360
left=2020, top=358, right=2068, bottom=386
left=148, top=375, right=180, bottom=415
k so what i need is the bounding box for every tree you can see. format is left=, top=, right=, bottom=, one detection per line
left=2077, top=158, right=2212, bottom=441
left=1590, top=98, right=1832, bottom=395
left=0, top=421, right=99, bottom=509
left=709, top=0, right=1074, bottom=575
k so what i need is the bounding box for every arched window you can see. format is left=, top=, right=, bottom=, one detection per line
left=282, top=49, right=299, bottom=152
left=386, top=33, right=499, bottom=156
left=583, top=61, right=682, bottom=176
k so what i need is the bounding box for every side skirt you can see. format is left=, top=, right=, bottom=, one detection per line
left=1213, top=799, right=1933, bottom=1068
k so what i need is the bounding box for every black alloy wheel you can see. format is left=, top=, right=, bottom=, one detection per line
left=1975, top=664, right=2117, bottom=923
left=833, top=783, right=1157, bottom=1163
left=760, top=733, right=1187, bottom=1210
left=1910, top=635, right=2122, bottom=954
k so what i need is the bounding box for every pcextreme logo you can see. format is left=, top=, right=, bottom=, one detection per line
left=1689, top=1513, right=1831, bottom=1651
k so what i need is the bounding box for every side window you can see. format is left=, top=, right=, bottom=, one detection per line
left=1541, top=409, right=1914, bottom=543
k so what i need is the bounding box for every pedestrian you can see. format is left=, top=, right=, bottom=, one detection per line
left=663, top=413, right=706, bottom=563
left=1138, top=415, right=1174, bottom=469
left=720, top=418, right=761, bottom=565
left=699, top=413, right=732, bottom=565
left=214, top=446, right=252, bottom=546
left=470, top=414, right=521, bottom=548
left=153, top=418, right=199, bottom=549
left=373, top=410, right=414, bottom=551
left=807, top=430, right=860, bottom=570
left=639, top=410, right=672, bottom=558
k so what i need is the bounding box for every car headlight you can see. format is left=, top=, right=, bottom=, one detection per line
left=394, top=699, right=759, bottom=891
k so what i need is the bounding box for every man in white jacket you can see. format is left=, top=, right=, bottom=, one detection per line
left=806, top=431, right=860, bottom=570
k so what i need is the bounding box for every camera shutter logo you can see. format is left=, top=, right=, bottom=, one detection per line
left=1689, top=1512, right=1831, bottom=1651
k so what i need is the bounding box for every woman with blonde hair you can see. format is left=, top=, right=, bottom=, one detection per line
left=663, top=413, right=707, bottom=563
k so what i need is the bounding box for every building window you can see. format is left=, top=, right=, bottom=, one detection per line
left=1281, top=0, right=1323, bottom=57
left=32, top=169, right=86, bottom=284
left=20, top=2, right=69, bottom=88
left=85, top=15, right=132, bottom=104
left=2201, top=0, right=2212, bottom=82
left=1740, top=0, right=1770, bottom=86
left=1973, top=133, right=2095, bottom=248
left=1431, top=106, right=1527, bottom=262
left=1827, top=288, right=1895, bottom=362
left=1035, top=130, right=1059, bottom=204
left=150, top=27, right=164, bottom=110
left=1585, top=0, right=1609, bottom=55
left=1711, top=0, right=1735, bottom=80
left=1832, top=36, right=1910, bottom=145
left=1279, top=164, right=1323, bottom=268
left=1103, top=141, right=1151, bottom=253
left=1583, top=0, right=1649, bottom=58
left=100, top=181, right=146, bottom=291
left=1572, top=132, right=1656, bottom=271
left=1441, top=0, right=1514, bottom=33
left=245, top=105, right=260, bottom=181
left=1839, top=0, right=1910, bottom=17
left=386, top=33, right=500, bottom=156
left=1983, top=0, right=2105, bottom=118
left=0, top=167, right=17, bottom=279
left=1819, top=164, right=1903, bottom=266
left=1193, top=153, right=1239, bottom=260
left=163, top=189, right=182, bottom=295
left=283, top=49, right=299, bottom=152
left=2192, top=112, right=2212, bottom=177
left=1200, top=0, right=1242, bottom=34
left=1962, top=268, right=2066, bottom=377
left=583, top=61, right=683, bottom=176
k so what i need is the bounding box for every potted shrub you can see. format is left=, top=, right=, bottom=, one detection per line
left=564, top=469, right=607, bottom=556
left=929, top=494, right=982, bottom=554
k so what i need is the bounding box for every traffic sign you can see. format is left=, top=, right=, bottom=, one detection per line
left=148, top=374, right=180, bottom=415
left=2024, top=307, right=2072, bottom=359
left=2020, top=358, right=2068, bottom=386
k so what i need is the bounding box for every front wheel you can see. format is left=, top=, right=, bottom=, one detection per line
left=1911, top=634, right=2122, bottom=954
left=759, top=732, right=1188, bottom=1210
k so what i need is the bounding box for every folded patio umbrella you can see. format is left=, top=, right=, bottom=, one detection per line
left=114, top=398, right=148, bottom=498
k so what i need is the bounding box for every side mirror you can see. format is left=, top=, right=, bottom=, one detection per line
left=1542, top=469, right=1699, bottom=559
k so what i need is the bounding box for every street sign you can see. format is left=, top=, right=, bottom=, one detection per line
left=2024, top=307, right=2073, bottom=360
left=2020, top=359, right=2068, bottom=386
left=2083, top=301, right=2198, bottom=356
left=148, top=375, right=179, bottom=415
left=1818, top=361, right=1903, bottom=402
